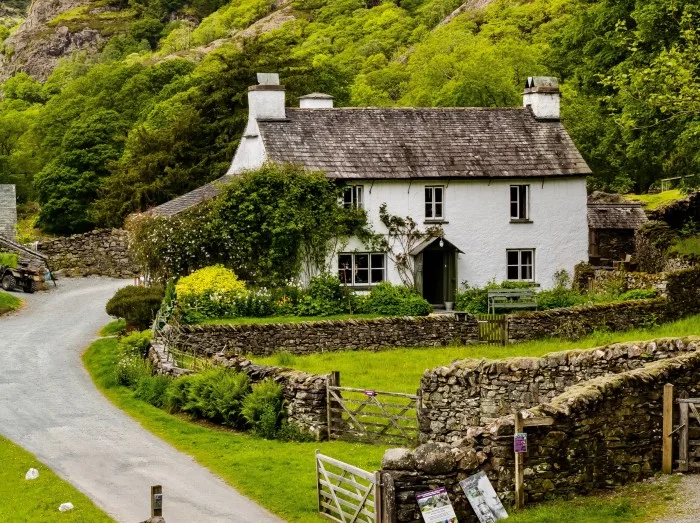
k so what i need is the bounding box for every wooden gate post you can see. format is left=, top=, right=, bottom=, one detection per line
left=662, top=383, right=674, bottom=474
left=514, top=411, right=524, bottom=510
left=679, top=392, right=689, bottom=472
left=150, top=485, right=163, bottom=517
left=326, top=371, right=340, bottom=441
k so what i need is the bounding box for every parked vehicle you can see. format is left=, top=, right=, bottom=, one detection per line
left=0, top=263, right=42, bottom=293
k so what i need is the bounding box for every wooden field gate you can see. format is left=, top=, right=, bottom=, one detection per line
left=327, top=374, right=421, bottom=446
left=676, top=392, right=700, bottom=472
left=476, top=313, right=507, bottom=345
left=316, top=452, right=393, bottom=523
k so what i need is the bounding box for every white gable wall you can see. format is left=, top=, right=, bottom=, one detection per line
left=341, top=176, right=588, bottom=290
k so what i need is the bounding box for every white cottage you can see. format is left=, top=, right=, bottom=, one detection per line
left=153, top=74, right=591, bottom=304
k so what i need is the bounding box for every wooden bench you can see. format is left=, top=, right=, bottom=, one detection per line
left=487, top=289, right=537, bottom=314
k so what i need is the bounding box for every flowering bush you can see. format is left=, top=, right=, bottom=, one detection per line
left=176, top=266, right=247, bottom=322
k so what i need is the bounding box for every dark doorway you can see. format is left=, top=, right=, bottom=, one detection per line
left=422, top=250, right=444, bottom=305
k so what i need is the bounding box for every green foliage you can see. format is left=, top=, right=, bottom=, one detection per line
left=360, top=282, right=432, bottom=316
left=295, top=274, right=346, bottom=316
left=133, top=374, right=172, bottom=408
left=241, top=379, right=285, bottom=439
left=0, top=252, right=18, bottom=268
left=115, top=354, right=151, bottom=386
left=455, top=280, right=533, bottom=314
left=164, top=367, right=252, bottom=427
left=106, top=285, right=165, bottom=330
left=118, top=330, right=152, bottom=358
left=128, top=164, right=366, bottom=284
left=619, top=289, right=658, bottom=301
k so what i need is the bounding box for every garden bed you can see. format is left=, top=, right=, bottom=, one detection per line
left=199, top=313, right=385, bottom=325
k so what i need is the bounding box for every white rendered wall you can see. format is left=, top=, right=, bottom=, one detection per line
left=341, top=177, right=588, bottom=290
left=227, top=134, right=267, bottom=174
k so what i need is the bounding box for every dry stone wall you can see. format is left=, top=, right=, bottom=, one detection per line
left=385, top=351, right=700, bottom=522
left=177, top=315, right=479, bottom=357
left=420, top=336, right=699, bottom=443
left=149, top=343, right=330, bottom=437
left=0, top=184, right=17, bottom=239
left=37, top=228, right=138, bottom=278
left=507, top=298, right=667, bottom=343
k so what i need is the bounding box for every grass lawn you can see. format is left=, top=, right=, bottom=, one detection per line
left=508, top=476, right=681, bottom=523
left=99, top=319, right=126, bottom=336
left=671, top=235, right=700, bottom=257
left=200, top=313, right=385, bottom=325
left=626, top=189, right=683, bottom=210
left=0, top=435, right=113, bottom=522
left=0, top=290, right=22, bottom=316
left=83, top=336, right=388, bottom=523
left=252, top=315, right=700, bottom=393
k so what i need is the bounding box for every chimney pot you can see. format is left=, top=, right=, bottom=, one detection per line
left=299, top=93, right=334, bottom=109
left=523, top=76, right=560, bottom=120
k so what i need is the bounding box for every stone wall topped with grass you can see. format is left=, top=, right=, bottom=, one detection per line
left=178, top=315, right=480, bottom=357
left=386, top=351, right=700, bottom=522
left=420, top=335, right=699, bottom=443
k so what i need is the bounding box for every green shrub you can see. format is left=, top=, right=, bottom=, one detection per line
left=0, top=252, right=18, bottom=268
left=536, top=287, right=587, bottom=310
left=362, top=282, right=432, bottom=316
left=619, top=288, right=658, bottom=300
left=176, top=266, right=247, bottom=322
left=242, top=379, right=285, bottom=438
left=165, top=368, right=251, bottom=427
left=455, top=280, right=533, bottom=313
left=106, top=285, right=165, bottom=330
left=118, top=330, right=152, bottom=358
left=295, top=274, right=347, bottom=316
left=134, top=375, right=172, bottom=408
left=116, top=355, right=151, bottom=387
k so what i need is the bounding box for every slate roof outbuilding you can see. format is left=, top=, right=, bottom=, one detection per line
left=587, top=202, right=648, bottom=230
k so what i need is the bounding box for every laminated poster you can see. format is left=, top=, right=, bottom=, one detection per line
left=459, top=471, right=509, bottom=523
left=416, top=487, right=458, bottom=523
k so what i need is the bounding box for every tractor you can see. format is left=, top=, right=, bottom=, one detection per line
left=0, top=263, right=42, bottom=293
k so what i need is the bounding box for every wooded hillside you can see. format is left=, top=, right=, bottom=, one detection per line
left=0, top=0, right=698, bottom=234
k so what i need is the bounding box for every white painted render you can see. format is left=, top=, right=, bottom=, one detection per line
left=523, top=91, right=560, bottom=120
left=336, top=177, right=588, bottom=290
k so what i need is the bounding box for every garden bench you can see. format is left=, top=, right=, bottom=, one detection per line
left=487, top=289, right=537, bottom=314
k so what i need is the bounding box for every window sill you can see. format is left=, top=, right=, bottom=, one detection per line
left=510, top=219, right=533, bottom=224
left=342, top=285, right=382, bottom=292
left=424, top=220, right=449, bottom=225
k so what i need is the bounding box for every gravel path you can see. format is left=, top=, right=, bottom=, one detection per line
left=0, top=278, right=282, bottom=523
left=652, top=474, right=700, bottom=523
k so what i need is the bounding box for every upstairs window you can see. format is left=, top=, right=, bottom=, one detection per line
left=510, top=185, right=530, bottom=221
left=338, top=253, right=385, bottom=286
left=507, top=249, right=534, bottom=281
left=425, top=186, right=444, bottom=220
left=343, top=185, right=364, bottom=209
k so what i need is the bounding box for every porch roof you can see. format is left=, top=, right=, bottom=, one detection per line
left=409, top=236, right=464, bottom=256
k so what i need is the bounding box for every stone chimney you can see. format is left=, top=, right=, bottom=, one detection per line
left=244, top=73, right=286, bottom=136
left=523, top=76, right=560, bottom=120
left=299, top=93, right=334, bottom=109
left=0, top=184, right=17, bottom=239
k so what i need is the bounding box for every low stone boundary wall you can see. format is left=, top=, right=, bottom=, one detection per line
left=37, top=228, right=138, bottom=278
left=386, top=351, right=700, bottom=522
left=149, top=343, right=330, bottom=438
left=178, top=315, right=480, bottom=357
left=420, top=336, right=699, bottom=443
left=507, top=298, right=667, bottom=343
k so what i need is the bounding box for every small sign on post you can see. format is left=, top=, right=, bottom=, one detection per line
left=151, top=485, right=163, bottom=517
left=514, top=433, right=527, bottom=454
left=364, top=390, right=377, bottom=397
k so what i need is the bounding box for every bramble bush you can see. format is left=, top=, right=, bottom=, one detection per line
left=106, top=285, right=165, bottom=330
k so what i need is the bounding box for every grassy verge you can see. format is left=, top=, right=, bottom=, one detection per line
left=626, top=189, right=683, bottom=209
left=0, top=435, right=113, bottom=522
left=0, top=290, right=23, bottom=315
left=253, top=315, right=700, bottom=393
left=83, top=337, right=388, bottom=523
left=199, top=313, right=386, bottom=325
left=99, top=319, right=126, bottom=337
left=508, top=476, right=681, bottom=523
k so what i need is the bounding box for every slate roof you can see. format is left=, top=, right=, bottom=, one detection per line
left=587, top=203, right=648, bottom=230
left=151, top=106, right=590, bottom=216
left=258, top=108, right=590, bottom=180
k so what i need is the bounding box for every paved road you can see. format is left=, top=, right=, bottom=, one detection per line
left=0, top=278, right=282, bottom=523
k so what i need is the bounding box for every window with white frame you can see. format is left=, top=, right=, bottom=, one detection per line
left=507, top=249, right=534, bottom=281
left=343, top=185, right=364, bottom=209
left=425, top=186, right=444, bottom=220
left=510, top=185, right=530, bottom=220
left=338, top=253, right=385, bottom=286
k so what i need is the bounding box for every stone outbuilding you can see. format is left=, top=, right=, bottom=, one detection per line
left=587, top=201, right=648, bottom=265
